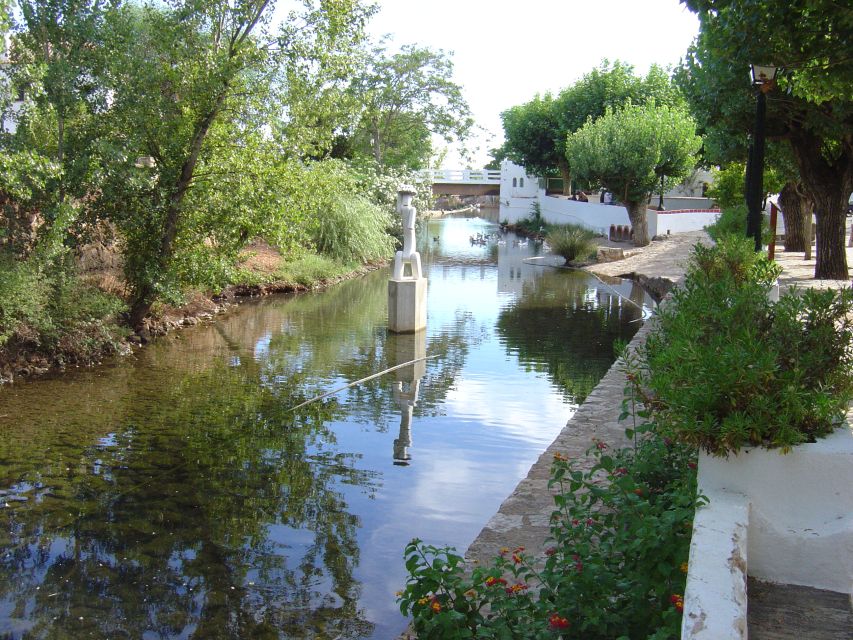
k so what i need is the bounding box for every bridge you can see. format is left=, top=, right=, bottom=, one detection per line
left=418, top=168, right=501, bottom=196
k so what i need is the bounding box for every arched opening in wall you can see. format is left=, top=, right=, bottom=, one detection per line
left=520, top=178, right=524, bottom=188
left=512, top=178, right=517, bottom=187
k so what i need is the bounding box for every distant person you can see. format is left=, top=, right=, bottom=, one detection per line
left=599, top=190, right=605, bottom=203
left=577, top=190, right=588, bottom=202
left=603, top=191, right=613, bottom=205
left=571, top=192, right=578, bottom=201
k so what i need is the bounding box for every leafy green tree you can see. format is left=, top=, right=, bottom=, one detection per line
left=500, top=93, right=562, bottom=184
left=344, top=43, right=472, bottom=170
left=681, top=0, right=853, bottom=279
left=13, top=0, right=108, bottom=203
left=565, top=102, right=701, bottom=246
left=86, top=0, right=370, bottom=329
left=271, top=0, right=374, bottom=160
left=501, top=61, right=685, bottom=195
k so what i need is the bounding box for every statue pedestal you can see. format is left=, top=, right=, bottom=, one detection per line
left=388, top=278, right=427, bottom=333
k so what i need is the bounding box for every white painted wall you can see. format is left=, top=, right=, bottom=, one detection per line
left=500, top=160, right=539, bottom=199
left=698, top=425, right=853, bottom=593
left=499, top=163, right=719, bottom=238
left=539, top=194, right=641, bottom=236
left=651, top=196, right=716, bottom=210
left=682, top=492, right=749, bottom=640
left=656, top=210, right=720, bottom=235
left=1, top=99, right=22, bottom=135
left=667, top=168, right=714, bottom=197
left=683, top=418, right=853, bottom=640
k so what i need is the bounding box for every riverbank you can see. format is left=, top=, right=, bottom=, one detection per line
left=0, top=241, right=387, bottom=385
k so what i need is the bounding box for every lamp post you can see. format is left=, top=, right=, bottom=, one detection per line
left=745, top=64, right=778, bottom=251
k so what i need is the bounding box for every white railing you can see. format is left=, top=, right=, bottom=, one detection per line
left=417, top=168, right=501, bottom=184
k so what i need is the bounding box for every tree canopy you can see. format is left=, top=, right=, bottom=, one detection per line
left=499, top=61, right=685, bottom=194
left=680, top=0, right=853, bottom=278
left=342, top=43, right=472, bottom=170
left=565, top=102, right=701, bottom=246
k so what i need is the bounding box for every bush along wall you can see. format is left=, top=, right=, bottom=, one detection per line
left=639, top=235, right=853, bottom=455
left=398, top=235, right=852, bottom=638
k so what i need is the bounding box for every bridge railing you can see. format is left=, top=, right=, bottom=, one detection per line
left=417, top=168, right=501, bottom=184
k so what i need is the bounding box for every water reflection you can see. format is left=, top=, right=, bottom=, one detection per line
left=0, top=214, right=650, bottom=639
left=386, top=331, right=427, bottom=466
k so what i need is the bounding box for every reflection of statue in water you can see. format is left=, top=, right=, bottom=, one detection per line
left=387, top=330, right=427, bottom=465
left=392, top=379, right=420, bottom=465
left=393, top=186, right=423, bottom=280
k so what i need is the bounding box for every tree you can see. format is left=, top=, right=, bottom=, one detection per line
left=681, top=0, right=853, bottom=279
left=271, top=0, right=374, bottom=161
left=14, top=0, right=109, bottom=203
left=565, top=102, right=701, bottom=246
left=500, top=93, right=562, bottom=184
left=346, top=44, right=472, bottom=170
left=501, top=61, right=685, bottom=195
left=87, top=0, right=370, bottom=330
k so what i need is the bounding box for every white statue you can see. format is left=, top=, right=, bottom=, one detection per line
left=393, top=185, right=423, bottom=280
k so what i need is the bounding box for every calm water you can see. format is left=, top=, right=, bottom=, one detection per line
left=0, top=215, right=650, bottom=639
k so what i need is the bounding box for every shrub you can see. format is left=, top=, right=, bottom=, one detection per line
left=547, top=224, right=598, bottom=264
left=0, top=253, right=53, bottom=345
left=399, top=426, right=700, bottom=639
left=706, top=204, right=771, bottom=244
left=514, top=201, right=545, bottom=234
left=0, top=250, right=128, bottom=366
left=706, top=162, right=784, bottom=211
left=640, top=236, right=853, bottom=454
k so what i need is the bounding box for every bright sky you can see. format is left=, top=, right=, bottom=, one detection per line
left=368, top=0, right=700, bottom=167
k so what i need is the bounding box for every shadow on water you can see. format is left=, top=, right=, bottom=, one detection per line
left=0, top=216, right=651, bottom=639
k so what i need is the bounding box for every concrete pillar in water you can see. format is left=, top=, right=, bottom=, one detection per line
left=389, top=185, right=427, bottom=333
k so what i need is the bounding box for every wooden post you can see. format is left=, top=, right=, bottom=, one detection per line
left=768, top=202, right=778, bottom=261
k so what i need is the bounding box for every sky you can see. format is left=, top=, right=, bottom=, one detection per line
left=366, top=0, right=701, bottom=167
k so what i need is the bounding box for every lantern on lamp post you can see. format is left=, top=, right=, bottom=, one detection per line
left=744, top=64, right=778, bottom=251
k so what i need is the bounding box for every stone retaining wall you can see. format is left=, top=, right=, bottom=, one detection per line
left=464, top=319, right=655, bottom=564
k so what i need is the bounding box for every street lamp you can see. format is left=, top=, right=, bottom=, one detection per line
left=745, top=64, right=778, bottom=251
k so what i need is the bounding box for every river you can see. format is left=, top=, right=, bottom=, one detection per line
left=0, top=213, right=650, bottom=639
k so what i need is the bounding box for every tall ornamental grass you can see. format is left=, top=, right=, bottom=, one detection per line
left=311, top=194, right=396, bottom=264
left=547, top=224, right=598, bottom=264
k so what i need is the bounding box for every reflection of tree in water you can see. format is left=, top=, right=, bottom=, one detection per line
left=0, top=359, right=377, bottom=639
left=496, top=270, right=646, bottom=403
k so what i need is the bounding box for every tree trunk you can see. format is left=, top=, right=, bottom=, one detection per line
left=812, top=190, right=849, bottom=279
left=804, top=215, right=813, bottom=261
left=625, top=200, right=650, bottom=247
left=789, top=127, right=853, bottom=279
left=557, top=158, right=572, bottom=196
left=127, top=91, right=230, bottom=330
left=777, top=182, right=809, bottom=252
left=371, top=118, right=383, bottom=165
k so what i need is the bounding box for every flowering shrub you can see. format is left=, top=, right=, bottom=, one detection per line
left=398, top=416, right=701, bottom=639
